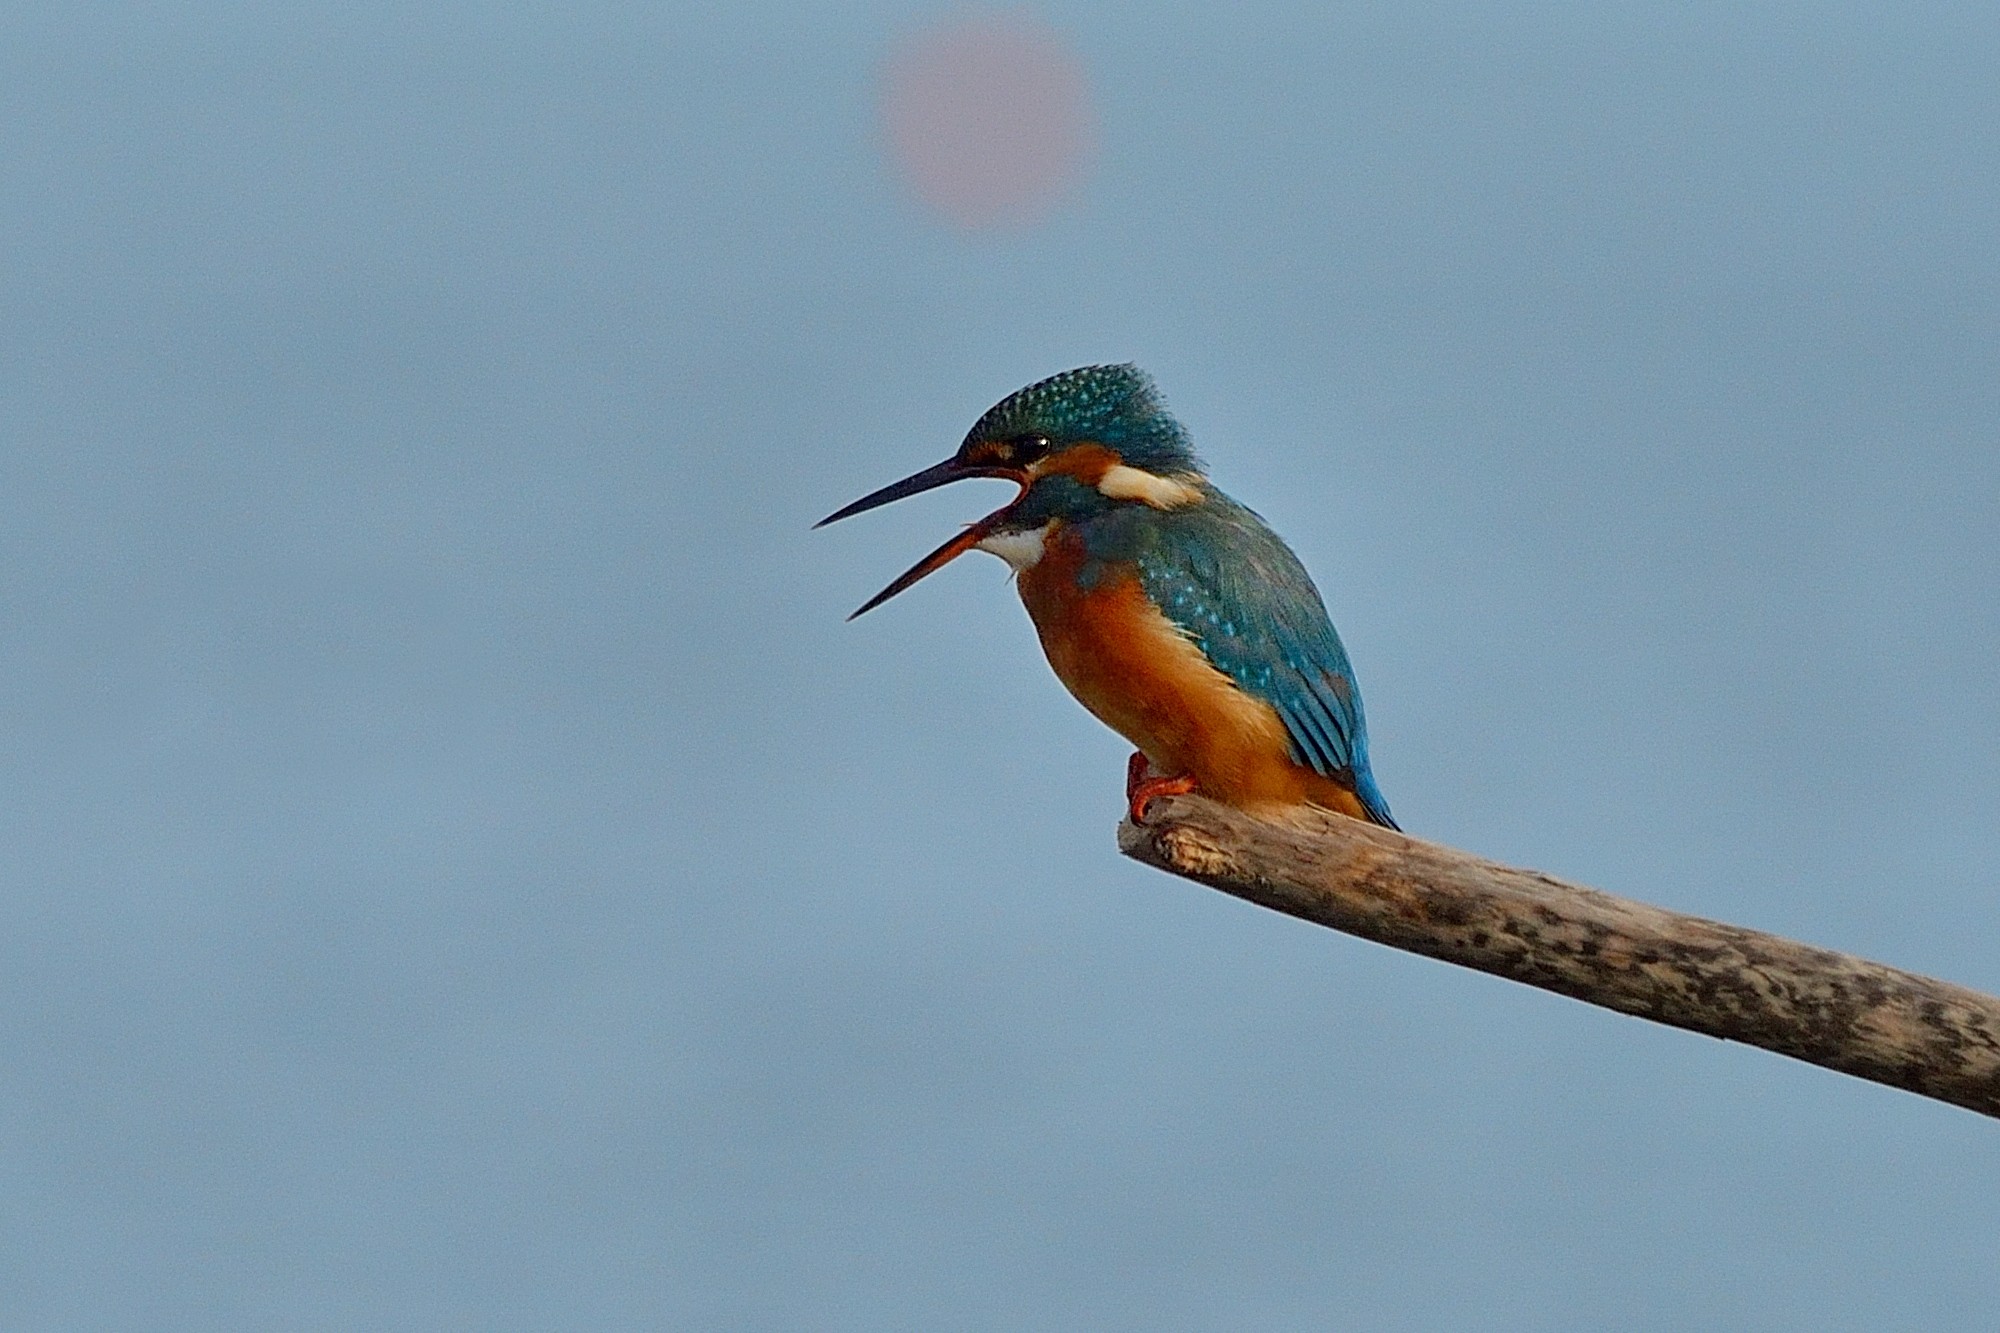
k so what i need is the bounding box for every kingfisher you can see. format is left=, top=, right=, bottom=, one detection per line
left=819, top=365, right=1396, bottom=829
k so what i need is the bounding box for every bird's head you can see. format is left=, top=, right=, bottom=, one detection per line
left=818, top=364, right=1206, bottom=617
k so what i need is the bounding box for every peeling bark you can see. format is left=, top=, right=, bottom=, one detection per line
left=1118, top=796, right=2000, bottom=1119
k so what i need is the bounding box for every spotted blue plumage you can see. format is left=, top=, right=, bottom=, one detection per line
left=1074, top=493, right=1398, bottom=829
left=965, top=364, right=1199, bottom=474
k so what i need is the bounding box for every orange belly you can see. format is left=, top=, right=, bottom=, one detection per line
left=1016, top=526, right=1368, bottom=818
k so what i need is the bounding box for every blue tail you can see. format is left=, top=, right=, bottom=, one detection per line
left=1352, top=766, right=1399, bottom=831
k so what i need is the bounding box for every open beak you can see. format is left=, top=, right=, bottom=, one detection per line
left=817, top=457, right=1029, bottom=618
left=815, top=457, right=1024, bottom=528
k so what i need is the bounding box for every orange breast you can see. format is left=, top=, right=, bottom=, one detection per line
left=1016, top=524, right=1368, bottom=818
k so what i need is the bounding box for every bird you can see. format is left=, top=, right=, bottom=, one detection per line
left=818, top=364, right=1396, bottom=829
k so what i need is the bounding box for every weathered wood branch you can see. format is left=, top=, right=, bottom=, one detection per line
left=1118, top=795, right=2000, bottom=1119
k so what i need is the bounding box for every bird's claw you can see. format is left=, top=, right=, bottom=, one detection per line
left=1125, top=752, right=1195, bottom=822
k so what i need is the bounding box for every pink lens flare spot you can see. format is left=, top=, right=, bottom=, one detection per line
left=881, top=15, right=1094, bottom=230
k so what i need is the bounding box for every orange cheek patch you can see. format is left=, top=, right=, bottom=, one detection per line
left=1031, top=443, right=1119, bottom=486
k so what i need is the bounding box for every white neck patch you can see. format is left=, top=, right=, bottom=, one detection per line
left=974, top=523, right=1049, bottom=570
left=1097, top=465, right=1203, bottom=509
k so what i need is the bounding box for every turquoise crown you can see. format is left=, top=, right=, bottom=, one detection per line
left=964, top=365, right=1201, bottom=474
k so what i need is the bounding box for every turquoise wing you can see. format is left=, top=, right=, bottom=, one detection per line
left=1084, top=497, right=1397, bottom=828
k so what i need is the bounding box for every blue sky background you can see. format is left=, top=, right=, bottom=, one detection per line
left=3, top=3, right=1998, bottom=1327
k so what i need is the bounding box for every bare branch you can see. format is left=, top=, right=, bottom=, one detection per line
left=1118, top=795, right=2000, bottom=1119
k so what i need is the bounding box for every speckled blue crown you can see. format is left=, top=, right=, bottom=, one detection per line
left=965, top=365, right=1202, bottom=474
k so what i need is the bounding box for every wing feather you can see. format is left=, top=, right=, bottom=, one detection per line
left=1085, top=496, right=1396, bottom=828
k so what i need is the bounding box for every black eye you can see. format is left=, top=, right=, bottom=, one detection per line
left=1012, top=434, right=1052, bottom=463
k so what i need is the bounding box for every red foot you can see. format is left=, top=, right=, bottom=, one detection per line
left=1126, top=751, right=1196, bottom=823
left=1125, top=750, right=1151, bottom=800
